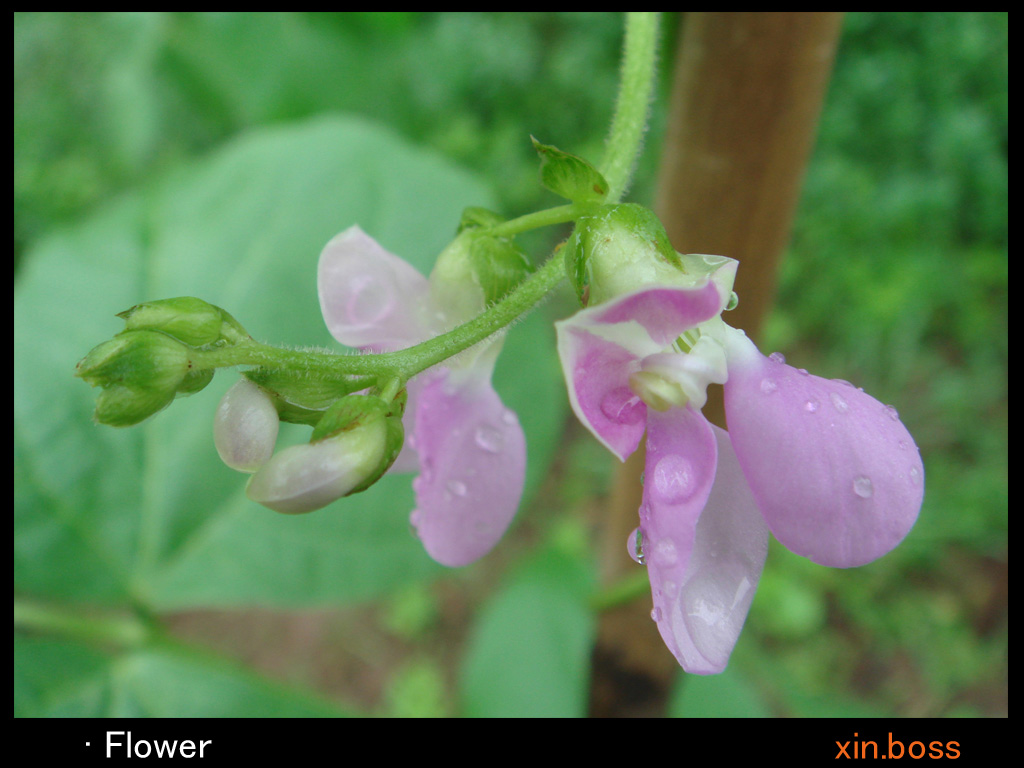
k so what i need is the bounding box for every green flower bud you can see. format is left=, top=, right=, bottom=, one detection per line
left=431, top=218, right=533, bottom=319
left=117, top=297, right=250, bottom=347
left=76, top=330, right=190, bottom=391
left=76, top=330, right=193, bottom=426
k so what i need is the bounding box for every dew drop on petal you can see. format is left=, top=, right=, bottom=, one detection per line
left=627, top=527, right=645, bottom=564
left=760, top=378, right=778, bottom=395
left=474, top=424, right=504, bottom=454
left=446, top=479, right=467, bottom=497
left=830, top=391, right=849, bottom=413
left=501, top=409, right=517, bottom=426
left=600, top=386, right=644, bottom=424
left=651, top=607, right=663, bottom=622
left=884, top=404, right=900, bottom=421
left=852, top=475, right=874, bottom=499
left=769, top=351, right=786, bottom=364
left=652, top=455, right=697, bottom=503
left=652, top=537, right=678, bottom=566
left=804, top=398, right=820, bottom=413
left=797, top=368, right=809, bottom=376
left=909, top=467, right=922, bottom=487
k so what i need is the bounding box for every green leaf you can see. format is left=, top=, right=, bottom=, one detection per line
left=531, top=136, right=609, bottom=204
left=14, top=634, right=352, bottom=717
left=15, top=115, right=567, bottom=612
left=460, top=540, right=595, bottom=717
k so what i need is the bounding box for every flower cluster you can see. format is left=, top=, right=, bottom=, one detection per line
left=556, top=276, right=924, bottom=673
left=214, top=227, right=526, bottom=567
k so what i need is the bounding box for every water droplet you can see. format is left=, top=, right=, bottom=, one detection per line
left=627, top=527, right=645, bottom=564
left=769, top=351, right=786, bottom=364
left=830, top=391, right=849, bottom=413
left=884, top=404, right=900, bottom=421
left=726, top=292, right=740, bottom=311
left=804, top=398, right=820, bottom=413
left=760, top=378, right=778, bottom=394
left=652, top=454, right=697, bottom=503
left=898, top=440, right=909, bottom=451
left=501, top=409, right=517, bottom=426
left=446, top=479, right=467, bottom=497
left=797, top=368, right=809, bottom=376
left=650, top=607, right=663, bottom=622
left=474, top=424, right=504, bottom=453
left=909, top=466, right=922, bottom=487
left=653, top=538, right=678, bottom=566
left=853, top=475, right=874, bottom=498
left=600, top=387, right=644, bottom=424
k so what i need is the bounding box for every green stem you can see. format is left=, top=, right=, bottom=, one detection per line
left=189, top=15, right=661, bottom=389
left=486, top=203, right=586, bottom=239
left=191, top=252, right=567, bottom=384
left=601, top=12, right=660, bottom=204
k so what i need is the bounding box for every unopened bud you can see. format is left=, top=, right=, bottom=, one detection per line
left=245, top=398, right=401, bottom=514
left=214, top=378, right=280, bottom=472
left=76, top=331, right=192, bottom=426
left=571, top=204, right=738, bottom=311
left=117, top=297, right=250, bottom=347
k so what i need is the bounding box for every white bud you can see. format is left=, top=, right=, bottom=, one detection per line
left=214, top=378, right=279, bottom=473
left=245, top=418, right=388, bottom=514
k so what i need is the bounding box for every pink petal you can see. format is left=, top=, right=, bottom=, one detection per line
left=317, top=225, right=442, bottom=351
left=638, top=407, right=716, bottom=670
left=724, top=341, right=924, bottom=568
left=660, top=424, right=770, bottom=674
left=556, top=325, right=647, bottom=461
left=555, top=284, right=727, bottom=461
left=585, top=283, right=725, bottom=347
left=409, top=368, right=526, bottom=567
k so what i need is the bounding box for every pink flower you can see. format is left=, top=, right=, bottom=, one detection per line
left=318, top=226, right=526, bottom=567
left=557, top=282, right=924, bottom=673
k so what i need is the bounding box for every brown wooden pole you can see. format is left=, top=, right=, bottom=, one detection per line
left=590, top=12, right=844, bottom=717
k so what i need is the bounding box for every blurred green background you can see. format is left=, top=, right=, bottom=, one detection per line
left=14, top=12, right=1006, bottom=717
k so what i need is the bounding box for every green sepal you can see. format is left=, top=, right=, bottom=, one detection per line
left=242, top=367, right=375, bottom=411
left=571, top=203, right=696, bottom=306
left=457, top=206, right=506, bottom=232
left=309, top=393, right=406, bottom=496
left=118, top=297, right=250, bottom=347
left=469, top=235, right=533, bottom=306
left=431, top=227, right=533, bottom=317
left=531, top=137, right=610, bottom=204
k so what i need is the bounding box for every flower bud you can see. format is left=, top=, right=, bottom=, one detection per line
left=246, top=394, right=404, bottom=513
left=117, top=297, right=250, bottom=347
left=214, top=378, right=280, bottom=472
left=76, top=330, right=192, bottom=426
left=570, top=204, right=738, bottom=311
left=431, top=218, right=533, bottom=320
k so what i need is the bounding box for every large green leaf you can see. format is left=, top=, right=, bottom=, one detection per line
left=15, top=115, right=567, bottom=611
left=459, top=540, right=595, bottom=717
left=14, top=634, right=351, bottom=717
